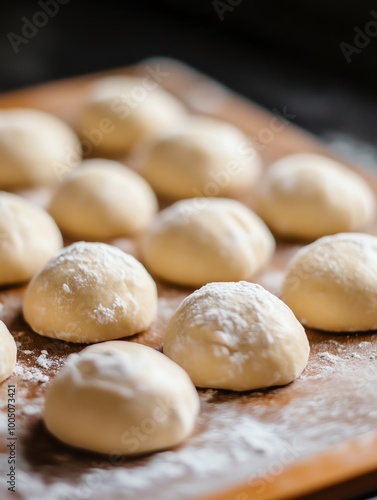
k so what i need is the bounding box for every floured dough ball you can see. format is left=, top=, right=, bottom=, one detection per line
left=79, top=76, right=185, bottom=155
left=0, top=321, right=17, bottom=383
left=48, top=159, right=158, bottom=240
left=282, top=232, right=377, bottom=332
left=256, top=153, right=375, bottom=239
left=44, top=341, right=200, bottom=455
left=0, top=192, right=63, bottom=286
left=0, top=108, right=81, bottom=188
left=136, top=117, right=262, bottom=199
left=141, top=198, right=275, bottom=287
left=23, top=242, right=157, bottom=342
left=164, top=282, right=309, bottom=391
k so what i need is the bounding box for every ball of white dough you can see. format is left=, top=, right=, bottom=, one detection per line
left=0, top=321, right=17, bottom=383
left=282, top=232, right=377, bottom=332
left=0, top=108, right=81, bottom=188
left=44, top=341, right=200, bottom=455
left=256, top=153, right=376, bottom=239
left=137, top=117, right=262, bottom=199
left=79, top=76, right=185, bottom=155
left=0, top=192, right=63, bottom=286
left=48, top=159, right=158, bottom=240
left=141, top=198, right=275, bottom=287
left=23, top=242, right=157, bottom=342
left=164, top=282, right=309, bottom=391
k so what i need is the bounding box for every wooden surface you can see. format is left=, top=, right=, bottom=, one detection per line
left=1, top=58, right=377, bottom=500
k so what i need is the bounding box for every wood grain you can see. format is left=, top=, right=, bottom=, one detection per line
left=0, top=58, right=377, bottom=500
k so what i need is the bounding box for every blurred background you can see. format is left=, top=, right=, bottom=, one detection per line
left=1, top=0, right=377, bottom=165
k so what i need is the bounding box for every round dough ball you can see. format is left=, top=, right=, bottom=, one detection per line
left=0, top=321, right=17, bottom=383
left=282, top=232, right=377, bottom=332
left=23, top=242, right=157, bottom=342
left=0, top=108, right=81, bottom=188
left=79, top=76, right=186, bottom=155
left=0, top=191, right=63, bottom=286
left=44, top=341, right=200, bottom=455
left=136, top=117, right=262, bottom=199
left=141, top=198, right=275, bottom=287
left=164, top=281, right=309, bottom=391
left=256, top=153, right=376, bottom=239
left=48, top=159, right=158, bottom=240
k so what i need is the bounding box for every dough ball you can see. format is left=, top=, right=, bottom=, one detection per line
left=164, top=281, right=309, bottom=391
left=282, top=232, right=377, bottom=332
left=79, top=76, right=185, bottom=155
left=48, top=159, right=158, bottom=240
left=0, top=321, right=16, bottom=383
left=0, top=108, right=81, bottom=188
left=0, top=192, right=63, bottom=286
left=141, top=198, right=275, bottom=287
left=44, top=341, right=200, bottom=455
left=136, top=117, right=262, bottom=199
left=23, top=242, right=157, bottom=342
left=256, top=153, right=375, bottom=239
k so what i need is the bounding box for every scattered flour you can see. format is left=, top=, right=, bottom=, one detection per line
left=21, top=402, right=43, bottom=416
left=317, top=352, right=341, bottom=363
left=14, top=363, right=49, bottom=384
left=36, top=350, right=53, bottom=369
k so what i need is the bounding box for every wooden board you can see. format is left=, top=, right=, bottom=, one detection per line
left=1, top=58, right=377, bottom=500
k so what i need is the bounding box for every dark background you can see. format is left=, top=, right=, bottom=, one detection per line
left=1, top=0, right=377, bottom=158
